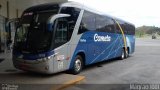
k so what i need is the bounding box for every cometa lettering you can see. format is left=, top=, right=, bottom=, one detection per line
left=94, top=34, right=111, bottom=42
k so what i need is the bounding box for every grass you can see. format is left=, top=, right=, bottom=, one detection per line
left=136, top=34, right=160, bottom=39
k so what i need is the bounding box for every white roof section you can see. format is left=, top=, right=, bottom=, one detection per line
left=60, top=1, right=134, bottom=25
left=60, top=1, right=104, bottom=15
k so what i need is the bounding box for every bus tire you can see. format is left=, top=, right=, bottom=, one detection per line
left=119, top=48, right=125, bottom=60
left=71, top=55, right=83, bottom=75
left=125, top=48, right=129, bottom=58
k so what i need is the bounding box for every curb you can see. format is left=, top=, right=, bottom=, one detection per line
left=50, top=76, right=85, bottom=90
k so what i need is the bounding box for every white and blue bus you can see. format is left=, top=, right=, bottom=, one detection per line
left=12, top=2, right=135, bottom=74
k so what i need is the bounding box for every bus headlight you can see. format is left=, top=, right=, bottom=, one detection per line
left=46, top=56, right=52, bottom=60
left=37, top=56, right=51, bottom=62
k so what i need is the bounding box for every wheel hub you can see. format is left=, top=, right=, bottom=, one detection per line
left=75, top=59, right=81, bottom=72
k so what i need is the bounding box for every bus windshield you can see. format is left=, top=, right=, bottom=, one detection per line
left=14, top=11, right=57, bottom=53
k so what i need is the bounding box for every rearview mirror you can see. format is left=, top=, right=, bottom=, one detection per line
left=47, top=14, right=70, bottom=31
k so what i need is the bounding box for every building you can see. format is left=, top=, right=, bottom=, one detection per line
left=0, top=0, right=67, bottom=18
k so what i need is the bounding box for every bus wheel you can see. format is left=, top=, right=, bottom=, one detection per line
left=125, top=49, right=129, bottom=58
left=119, top=48, right=125, bottom=60
left=71, top=55, right=83, bottom=75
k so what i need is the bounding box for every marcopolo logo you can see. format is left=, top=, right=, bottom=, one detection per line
left=94, top=33, right=111, bottom=42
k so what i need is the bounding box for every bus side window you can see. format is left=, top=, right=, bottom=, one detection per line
left=78, top=11, right=96, bottom=34
left=54, top=18, right=68, bottom=48
left=96, top=16, right=115, bottom=33
left=114, top=20, right=121, bottom=34
left=96, top=15, right=106, bottom=32
left=105, top=18, right=115, bottom=33
left=60, top=7, right=80, bottom=39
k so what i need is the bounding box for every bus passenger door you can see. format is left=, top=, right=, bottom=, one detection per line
left=50, top=16, right=71, bottom=73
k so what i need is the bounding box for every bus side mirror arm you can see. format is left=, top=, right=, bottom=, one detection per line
left=47, top=14, right=70, bottom=31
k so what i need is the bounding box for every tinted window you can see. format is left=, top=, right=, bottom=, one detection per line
left=60, top=7, right=80, bottom=39
left=96, top=15, right=106, bottom=32
left=78, top=11, right=96, bottom=34
left=115, top=20, right=135, bottom=35
left=54, top=18, right=68, bottom=45
left=106, top=18, right=115, bottom=33
left=96, top=15, right=115, bottom=33
left=127, top=24, right=135, bottom=35
left=35, top=11, right=56, bottom=23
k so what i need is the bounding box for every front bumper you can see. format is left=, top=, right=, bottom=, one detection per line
left=12, top=57, right=54, bottom=74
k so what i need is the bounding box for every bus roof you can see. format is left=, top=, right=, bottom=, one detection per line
left=23, top=1, right=134, bottom=26
left=24, top=3, right=60, bottom=12
left=61, top=2, right=134, bottom=26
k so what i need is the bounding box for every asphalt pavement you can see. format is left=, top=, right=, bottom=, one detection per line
left=66, top=38, right=160, bottom=90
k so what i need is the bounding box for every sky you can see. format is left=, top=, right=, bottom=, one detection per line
left=69, top=0, right=160, bottom=27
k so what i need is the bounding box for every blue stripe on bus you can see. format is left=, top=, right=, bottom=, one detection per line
left=13, top=50, right=54, bottom=60
left=69, top=31, right=135, bottom=69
